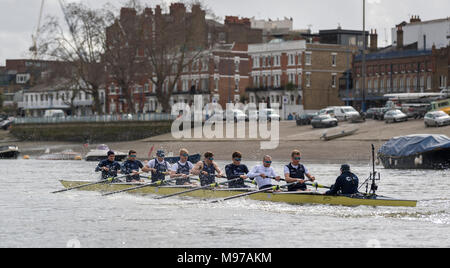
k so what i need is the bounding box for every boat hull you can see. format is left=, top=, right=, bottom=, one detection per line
left=59, top=180, right=417, bottom=207
left=0, top=150, right=20, bottom=159
left=379, top=148, right=450, bottom=170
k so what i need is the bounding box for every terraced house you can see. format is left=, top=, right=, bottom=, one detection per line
left=349, top=20, right=450, bottom=108
left=247, top=38, right=358, bottom=113
left=104, top=3, right=261, bottom=114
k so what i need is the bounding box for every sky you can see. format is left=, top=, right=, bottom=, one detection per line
left=0, top=0, right=448, bottom=65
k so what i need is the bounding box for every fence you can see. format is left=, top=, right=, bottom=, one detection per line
left=14, top=113, right=176, bottom=125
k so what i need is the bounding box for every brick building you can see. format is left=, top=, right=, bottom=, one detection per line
left=247, top=39, right=358, bottom=112
left=348, top=26, right=450, bottom=108
left=0, top=60, right=62, bottom=114
left=104, top=3, right=261, bottom=114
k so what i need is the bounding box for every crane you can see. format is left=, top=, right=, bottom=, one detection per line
left=30, top=0, right=45, bottom=60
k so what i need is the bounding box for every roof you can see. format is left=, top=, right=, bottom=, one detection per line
left=355, top=48, right=432, bottom=62
left=26, top=78, right=73, bottom=93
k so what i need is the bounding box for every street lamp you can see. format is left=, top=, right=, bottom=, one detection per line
left=361, top=0, right=367, bottom=112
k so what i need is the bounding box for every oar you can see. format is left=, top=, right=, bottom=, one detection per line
left=102, top=173, right=191, bottom=197
left=270, top=177, right=331, bottom=189
left=102, top=178, right=176, bottom=197
left=211, top=182, right=300, bottom=203
left=154, top=176, right=238, bottom=200
left=52, top=174, right=129, bottom=194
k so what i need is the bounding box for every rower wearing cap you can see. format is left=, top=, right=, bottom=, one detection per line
left=192, top=152, right=224, bottom=186
left=170, top=148, right=194, bottom=185
left=225, top=151, right=250, bottom=188
left=247, top=155, right=281, bottom=190
left=144, top=150, right=171, bottom=183
left=121, top=150, right=144, bottom=183
left=326, top=164, right=359, bottom=196
left=95, top=151, right=122, bottom=181
left=284, top=150, right=316, bottom=191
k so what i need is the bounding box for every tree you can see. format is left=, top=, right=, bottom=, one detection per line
left=37, top=2, right=113, bottom=115
left=104, top=0, right=217, bottom=113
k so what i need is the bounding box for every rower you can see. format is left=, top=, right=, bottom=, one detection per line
left=192, top=152, right=224, bottom=186
left=247, top=155, right=281, bottom=190
left=225, top=151, right=250, bottom=188
left=95, top=151, right=121, bottom=181
left=143, top=150, right=171, bottom=183
left=326, top=164, right=359, bottom=196
left=121, top=150, right=144, bottom=183
left=170, top=148, right=194, bottom=185
left=284, top=150, right=316, bottom=192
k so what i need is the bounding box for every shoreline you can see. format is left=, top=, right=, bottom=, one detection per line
left=2, top=119, right=449, bottom=164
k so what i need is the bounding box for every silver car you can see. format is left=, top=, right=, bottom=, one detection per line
left=424, top=111, right=450, bottom=127
left=384, top=110, right=408, bottom=124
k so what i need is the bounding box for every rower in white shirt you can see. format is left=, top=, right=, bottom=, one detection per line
left=247, top=155, right=281, bottom=189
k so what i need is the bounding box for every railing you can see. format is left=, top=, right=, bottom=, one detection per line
left=14, top=113, right=176, bottom=125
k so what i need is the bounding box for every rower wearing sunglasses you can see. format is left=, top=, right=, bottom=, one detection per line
left=247, top=155, right=281, bottom=190
left=192, top=152, right=224, bottom=186
left=284, top=150, right=316, bottom=191
left=170, top=148, right=195, bottom=185
left=225, top=151, right=250, bottom=188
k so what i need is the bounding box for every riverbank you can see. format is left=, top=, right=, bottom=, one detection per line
left=3, top=118, right=449, bottom=163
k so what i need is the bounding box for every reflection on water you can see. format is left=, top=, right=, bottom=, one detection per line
left=0, top=159, right=449, bottom=248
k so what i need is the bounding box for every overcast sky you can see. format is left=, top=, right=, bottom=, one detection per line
left=0, top=0, right=448, bottom=65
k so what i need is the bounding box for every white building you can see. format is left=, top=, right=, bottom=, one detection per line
left=248, top=39, right=306, bottom=117
left=20, top=79, right=106, bottom=117
left=392, top=17, right=450, bottom=50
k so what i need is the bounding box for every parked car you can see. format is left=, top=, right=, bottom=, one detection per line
left=366, top=108, right=379, bottom=119
left=373, top=107, right=390, bottom=120
left=318, top=107, right=337, bottom=118
left=384, top=110, right=408, bottom=124
left=0, top=117, right=14, bottom=130
left=311, top=115, right=338, bottom=128
left=259, top=108, right=281, bottom=121
left=333, top=106, right=361, bottom=121
left=296, top=113, right=317, bottom=126
left=424, top=111, right=450, bottom=127
left=401, top=104, right=430, bottom=119
left=225, top=109, right=247, bottom=122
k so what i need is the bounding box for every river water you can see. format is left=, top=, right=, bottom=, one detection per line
left=0, top=159, right=449, bottom=248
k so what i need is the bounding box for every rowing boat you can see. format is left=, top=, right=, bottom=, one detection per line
left=59, top=180, right=417, bottom=207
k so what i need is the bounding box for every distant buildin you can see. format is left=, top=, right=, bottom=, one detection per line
left=347, top=24, right=450, bottom=108
left=391, top=16, right=450, bottom=50
left=319, top=27, right=370, bottom=49
left=247, top=38, right=358, bottom=113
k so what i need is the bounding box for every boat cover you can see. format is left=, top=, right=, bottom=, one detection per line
left=379, top=135, right=450, bottom=157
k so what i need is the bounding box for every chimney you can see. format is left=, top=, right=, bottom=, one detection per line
left=370, top=29, right=378, bottom=51
left=397, top=26, right=404, bottom=49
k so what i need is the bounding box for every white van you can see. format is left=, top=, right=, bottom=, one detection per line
left=44, top=109, right=65, bottom=118
left=320, top=106, right=360, bottom=121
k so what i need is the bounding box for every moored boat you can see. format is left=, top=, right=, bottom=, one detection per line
left=378, top=135, right=450, bottom=170
left=58, top=180, right=418, bottom=208
left=0, top=145, right=20, bottom=159
left=38, top=149, right=82, bottom=161
left=85, top=144, right=127, bottom=162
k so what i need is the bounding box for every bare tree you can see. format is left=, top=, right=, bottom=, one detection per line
left=37, top=2, right=113, bottom=115
left=104, top=1, right=217, bottom=113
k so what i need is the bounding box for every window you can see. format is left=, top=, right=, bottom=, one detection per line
left=288, top=73, right=295, bottom=84
left=306, top=73, right=311, bottom=87
left=215, top=78, right=219, bottom=91
left=288, top=54, right=295, bottom=66
left=331, top=74, right=337, bottom=88
left=427, top=76, right=431, bottom=90
left=305, top=53, right=312, bottom=65
left=274, top=55, right=281, bottom=66
left=275, top=75, right=281, bottom=87
left=331, top=54, right=337, bottom=67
